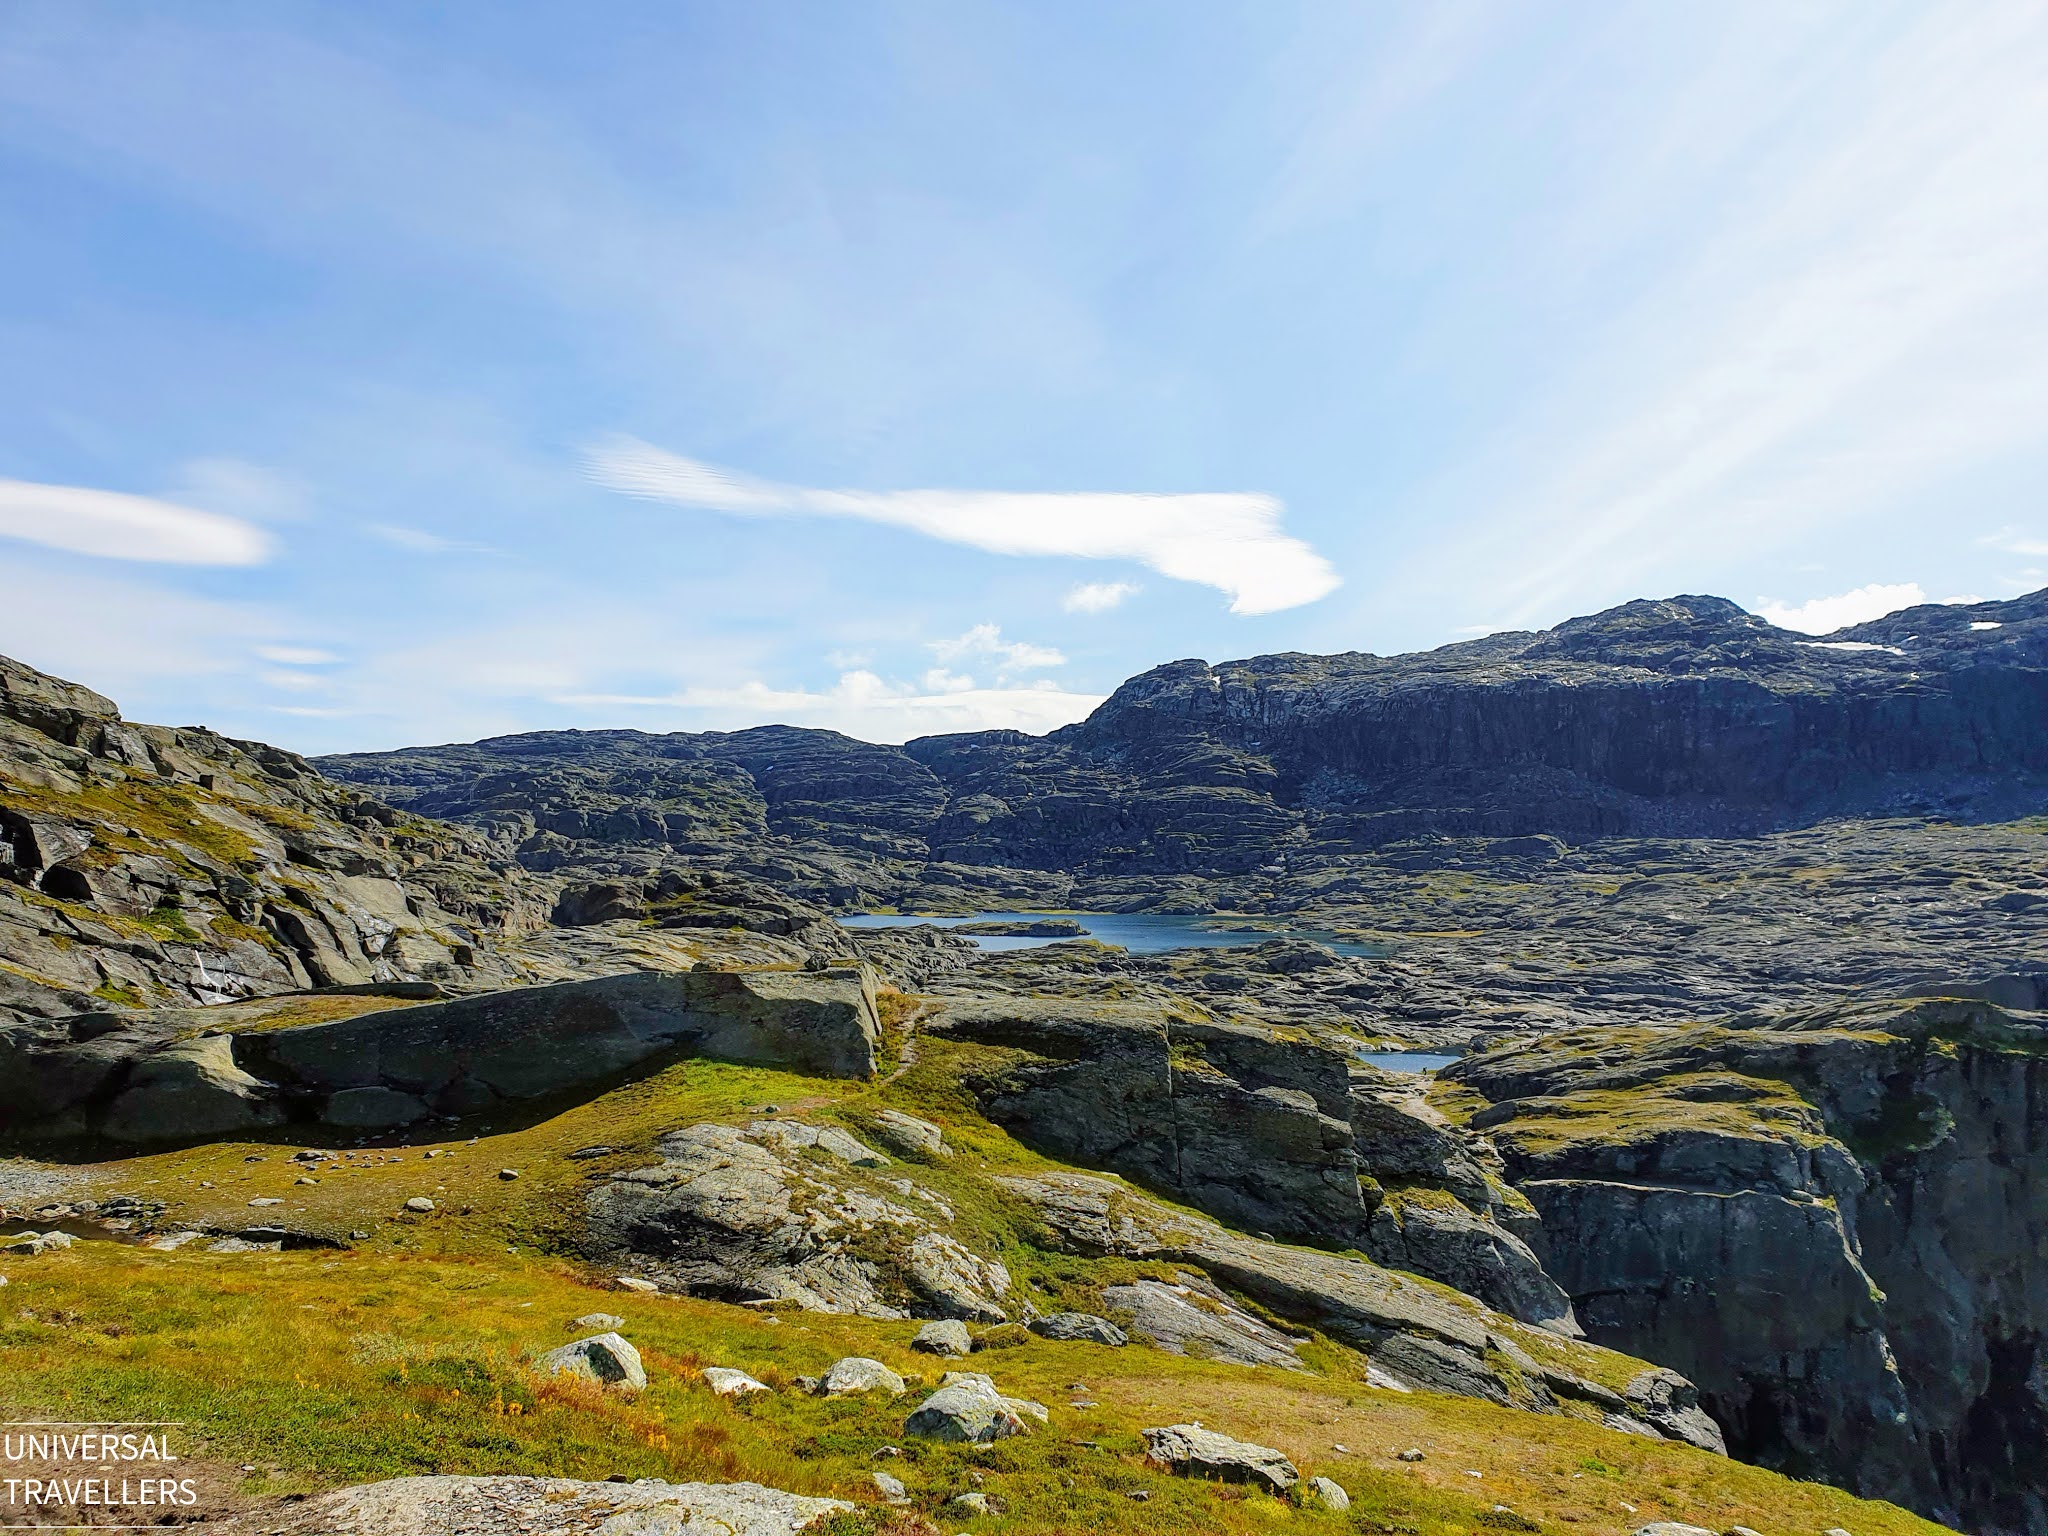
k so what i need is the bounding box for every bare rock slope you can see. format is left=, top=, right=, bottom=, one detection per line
left=1444, top=989, right=2048, bottom=1534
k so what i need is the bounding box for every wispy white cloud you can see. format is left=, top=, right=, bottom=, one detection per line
left=1755, top=582, right=1926, bottom=634
left=1063, top=580, right=1138, bottom=614
left=1408, top=1, right=2048, bottom=625
left=0, top=477, right=272, bottom=565
left=929, top=623, right=1064, bottom=670
left=255, top=645, right=340, bottom=665
left=174, top=457, right=313, bottom=523
left=1981, top=526, right=2048, bottom=558
left=585, top=437, right=1340, bottom=615
left=0, top=554, right=275, bottom=697
left=260, top=668, right=329, bottom=693
left=366, top=523, right=494, bottom=555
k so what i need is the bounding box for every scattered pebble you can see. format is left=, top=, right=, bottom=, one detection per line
left=403, top=1197, right=435, bottom=1213
left=1396, top=1447, right=1425, bottom=1462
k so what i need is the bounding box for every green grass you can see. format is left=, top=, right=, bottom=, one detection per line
left=0, top=1244, right=1952, bottom=1535
left=9, top=1020, right=1961, bottom=1534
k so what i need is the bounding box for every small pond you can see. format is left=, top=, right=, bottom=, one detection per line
left=836, top=910, right=1385, bottom=958
left=1355, top=1051, right=1461, bottom=1074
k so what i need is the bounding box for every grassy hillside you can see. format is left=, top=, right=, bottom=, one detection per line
left=0, top=1024, right=1952, bottom=1535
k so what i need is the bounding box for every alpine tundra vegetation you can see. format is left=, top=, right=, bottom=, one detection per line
left=3, top=591, right=2045, bottom=1535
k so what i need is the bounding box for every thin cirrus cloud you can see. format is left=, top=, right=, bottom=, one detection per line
left=0, top=477, right=272, bottom=565
left=366, top=523, right=496, bottom=555
left=584, top=437, right=1340, bottom=616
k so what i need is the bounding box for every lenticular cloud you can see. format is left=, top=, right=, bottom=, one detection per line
left=585, top=436, right=1339, bottom=615
left=0, top=478, right=272, bottom=566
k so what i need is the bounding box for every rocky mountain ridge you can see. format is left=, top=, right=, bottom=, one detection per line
left=322, top=589, right=2048, bottom=902
left=0, top=653, right=547, bottom=1022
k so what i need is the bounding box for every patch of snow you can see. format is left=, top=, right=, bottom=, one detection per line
left=1798, top=641, right=1907, bottom=655
left=1971, top=620, right=2004, bottom=630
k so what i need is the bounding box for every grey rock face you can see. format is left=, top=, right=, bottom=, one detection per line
left=1141, top=1423, right=1298, bottom=1496
left=1103, top=1277, right=1300, bottom=1369
left=2, top=965, right=880, bottom=1145
left=1453, top=995, right=2048, bottom=1532
left=929, top=996, right=1579, bottom=1334
left=308, top=1474, right=852, bottom=1534
left=930, top=1000, right=1368, bottom=1246
left=584, top=1120, right=1010, bottom=1322
left=321, top=591, right=2048, bottom=895
left=536, top=1332, right=646, bottom=1393
left=999, top=1170, right=1721, bottom=1449
left=0, top=653, right=531, bottom=1027
left=1030, top=1311, right=1127, bottom=1347
left=96, top=1033, right=282, bottom=1143
left=1363, top=1190, right=1579, bottom=1337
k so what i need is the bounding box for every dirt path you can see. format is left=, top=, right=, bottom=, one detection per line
left=881, top=1000, right=933, bottom=1086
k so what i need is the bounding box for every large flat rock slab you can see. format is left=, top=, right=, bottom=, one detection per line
left=301, top=1475, right=852, bottom=1535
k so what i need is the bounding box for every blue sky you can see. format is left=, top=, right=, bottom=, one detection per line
left=2, top=1, right=2043, bottom=751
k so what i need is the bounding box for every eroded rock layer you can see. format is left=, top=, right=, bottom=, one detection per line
left=1445, top=993, right=2048, bottom=1534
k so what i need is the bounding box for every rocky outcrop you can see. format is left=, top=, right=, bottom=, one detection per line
left=303, top=1475, right=852, bottom=1535
left=1448, top=995, right=2048, bottom=1534
left=1, top=966, right=880, bottom=1144
left=930, top=998, right=1364, bottom=1242
left=1101, top=1275, right=1305, bottom=1369
left=583, top=1118, right=1012, bottom=1321
left=998, top=1168, right=1724, bottom=1451
left=926, top=996, right=1577, bottom=1332
left=0, top=653, right=541, bottom=1024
